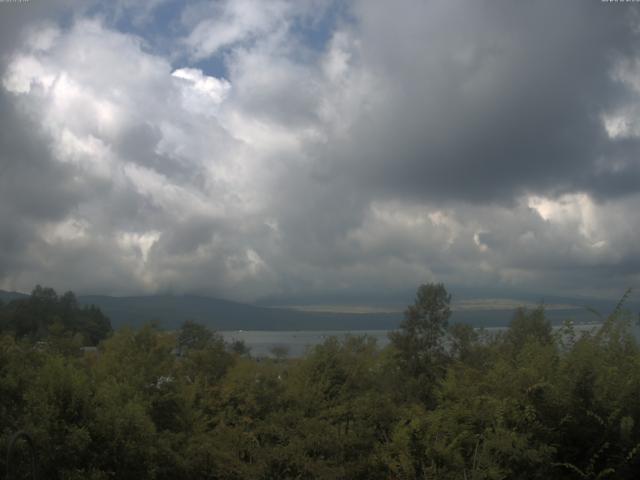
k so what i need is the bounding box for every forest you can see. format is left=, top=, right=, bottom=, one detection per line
left=1, top=284, right=640, bottom=479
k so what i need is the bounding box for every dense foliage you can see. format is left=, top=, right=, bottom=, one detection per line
left=0, top=286, right=112, bottom=347
left=1, top=284, right=640, bottom=479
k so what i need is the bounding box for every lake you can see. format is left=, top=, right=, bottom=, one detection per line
left=220, top=330, right=392, bottom=357
left=221, top=323, right=615, bottom=358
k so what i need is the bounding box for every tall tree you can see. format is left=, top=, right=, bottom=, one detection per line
left=177, top=320, right=214, bottom=352
left=389, top=283, right=451, bottom=404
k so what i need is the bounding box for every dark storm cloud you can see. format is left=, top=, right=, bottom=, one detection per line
left=0, top=83, right=158, bottom=293
left=586, top=137, right=640, bottom=200
left=0, top=90, right=78, bottom=259
left=337, top=0, right=640, bottom=205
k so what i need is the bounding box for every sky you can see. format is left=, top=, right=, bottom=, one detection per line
left=1, top=0, right=640, bottom=306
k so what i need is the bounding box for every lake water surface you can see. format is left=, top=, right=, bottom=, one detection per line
left=221, top=323, right=615, bottom=358
left=220, top=330, right=392, bottom=357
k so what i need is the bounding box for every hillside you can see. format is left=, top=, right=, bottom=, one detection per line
left=72, top=294, right=403, bottom=331
left=0, top=290, right=28, bottom=303
left=2, top=289, right=623, bottom=331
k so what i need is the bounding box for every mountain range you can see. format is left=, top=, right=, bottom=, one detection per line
left=2, top=289, right=631, bottom=331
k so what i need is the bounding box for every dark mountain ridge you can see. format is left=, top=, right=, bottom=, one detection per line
left=3, top=289, right=630, bottom=331
left=77, top=293, right=401, bottom=330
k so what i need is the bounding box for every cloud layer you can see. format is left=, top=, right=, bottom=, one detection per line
left=1, top=0, right=640, bottom=303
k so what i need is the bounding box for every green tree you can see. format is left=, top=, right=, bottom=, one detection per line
left=0, top=286, right=111, bottom=345
left=177, top=320, right=214, bottom=352
left=228, top=339, right=251, bottom=356
left=448, top=322, right=479, bottom=363
left=505, top=305, right=553, bottom=351
left=389, top=282, right=451, bottom=404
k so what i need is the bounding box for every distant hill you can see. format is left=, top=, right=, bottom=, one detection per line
left=1, top=289, right=633, bottom=331
left=0, top=290, right=28, bottom=303
left=70, top=294, right=624, bottom=331
left=76, top=294, right=403, bottom=331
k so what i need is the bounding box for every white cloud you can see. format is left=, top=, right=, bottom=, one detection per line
left=41, top=217, right=89, bottom=244
left=0, top=19, right=282, bottom=298
left=1, top=1, right=639, bottom=303
left=171, top=67, right=231, bottom=116
left=182, top=0, right=289, bottom=60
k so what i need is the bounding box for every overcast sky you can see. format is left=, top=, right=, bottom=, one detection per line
left=1, top=0, right=640, bottom=305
